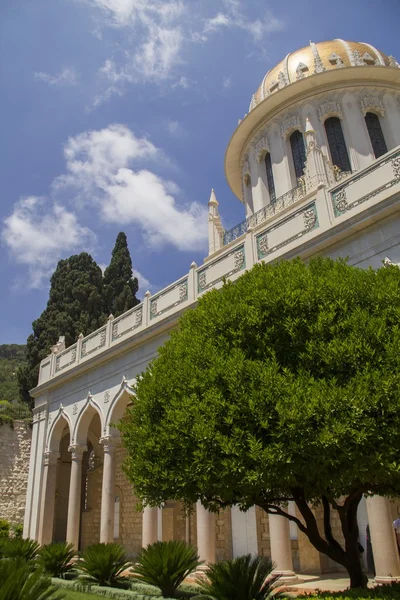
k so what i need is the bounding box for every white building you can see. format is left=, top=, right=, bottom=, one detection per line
left=25, top=39, right=400, bottom=581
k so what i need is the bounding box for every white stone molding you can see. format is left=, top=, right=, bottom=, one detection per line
left=99, top=435, right=120, bottom=454
left=310, top=41, right=325, bottom=74
left=360, top=93, right=385, bottom=117
left=43, top=450, right=60, bottom=466
left=318, top=98, right=343, bottom=121
left=242, top=155, right=251, bottom=182
left=68, top=444, right=87, bottom=461
left=328, top=53, right=344, bottom=68
left=296, top=62, right=309, bottom=79
left=72, top=392, right=104, bottom=445
left=254, top=131, right=270, bottom=163
left=104, top=376, right=136, bottom=437
left=280, top=113, right=301, bottom=140
left=46, top=404, right=73, bottom=450
left=389, top=56, right=400, bottom=69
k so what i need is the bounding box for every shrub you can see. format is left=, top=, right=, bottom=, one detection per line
left=0, top=559, right=64, bottom=600
left=196, top=554, right=281, bottom=600
left=37, top=542, right=76, bottom=578
left=13, top=524, right=23, bottom=539
left=302, top=584, right=400, bottom=599
left=0, top=518, right=10, bottom=538
left=132, top=541, right=202, bottom=598
left=2, top=538, right=41, bottom=562
left=77, top=542, right=131, bottom=587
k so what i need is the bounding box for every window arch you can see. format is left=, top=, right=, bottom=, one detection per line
left=264, top=152, right=276, bottom=202
left=290, top=130, right=306, bottom=180
left=365, top=112, right=387, bottom=159
left=324, top=117, right=351, bottom=173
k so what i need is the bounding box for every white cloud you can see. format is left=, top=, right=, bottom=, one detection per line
left=57, top=124, right=207, bottom=250
left=34, top=67, right=78, bottom=86
left=204, top=0, right=284, bottom=41
left=166, top=119, right=184, bottom=136
left=132, top=269, right=152, bottom=292
left=2, top=197, right=95, bottom=288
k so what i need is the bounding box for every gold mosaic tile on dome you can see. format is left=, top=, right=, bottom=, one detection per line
left=251, top=39, right=392, bottom=112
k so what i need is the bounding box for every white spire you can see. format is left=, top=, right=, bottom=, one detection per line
left=208, top=188, right=218, bottom=206
left=305, top=117, right=315, bottom=135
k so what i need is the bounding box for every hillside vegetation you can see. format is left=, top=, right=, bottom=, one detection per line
left=0, top=345, right=27, bottom=402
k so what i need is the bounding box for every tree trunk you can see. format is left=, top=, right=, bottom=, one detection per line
left=346, top=543, right=369, bottom=589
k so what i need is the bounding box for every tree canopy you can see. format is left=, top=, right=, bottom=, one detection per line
left=0, top=345, right=26, bottom=402
left=103, top=232, right=139, bottom=317
left=18, top=253, right=105, bottom=405
left=120, top=257, right=400, bottom=588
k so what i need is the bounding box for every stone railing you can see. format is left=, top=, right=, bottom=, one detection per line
left=37, top=146, right=400, bottom=387
left=223, top=184, right=305, bottom=246
left=330, top=147, right=400, bottom=218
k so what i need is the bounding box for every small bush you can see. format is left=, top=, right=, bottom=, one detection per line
left=37, top=542, right=76, bottom=578
left=301, top=583, right=400, bottom=599
left=132, top=540, right=202, bottom=598
left=13, top=524, right=23, bottom=539
left=77, top=542, right=131, bottom=587
left=2, top=537, right=41, bottom=562
left=0, top=518, right=10, bottom=538
left=196, top=554, right=281, bottom=600
left=0, top=559, right=64, bottom=600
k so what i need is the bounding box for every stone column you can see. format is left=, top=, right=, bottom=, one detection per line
left=196, top=501, right=216, bottom=564
left=142, top=506, right=159, bottom=547
left=38, top=450, right=60, bottom=545
left=269, top=512, right=298, bottom=581
left=366, top=495, right=400, bottom=582
left=66, top=444, right=86, bottom=550
left=100, top=436, right=118, bottom=544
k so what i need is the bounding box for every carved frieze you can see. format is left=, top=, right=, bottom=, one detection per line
left=280, top=113, right=301, bottom=139
left=318, top=99, right=342, bottom=121
left=360, top=94, right=385, bottom=117
left=234, top=250, right=245, bottom=271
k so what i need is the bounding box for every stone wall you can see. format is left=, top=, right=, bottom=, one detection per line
left=0, top=421, right=31, bottom=526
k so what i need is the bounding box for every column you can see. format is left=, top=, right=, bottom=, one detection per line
left=366, top=495, right=400, bottom=582
left=269, top=512, right=298, bottom=581
left=38, top=450, right=60, bottom=545
left=66, top=444, right=86, bottom=549
left=100, top=436, right=118, bottom=544
left=142, top=506, right=158, bottom=547
left=196, top=501, right=216, bottom=564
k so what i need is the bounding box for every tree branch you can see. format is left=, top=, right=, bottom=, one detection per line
left=257, top=502, right=308, bottom=535
left=322, top=495, right=344, bottom=554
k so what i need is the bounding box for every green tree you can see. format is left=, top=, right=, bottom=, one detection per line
left=18, top=253, right=106, bottom=405
left=120, top=257, right=400, bottom=589
left=0, top=345, right=26, bottom=402
left=103, top=232, right=140, bottom=317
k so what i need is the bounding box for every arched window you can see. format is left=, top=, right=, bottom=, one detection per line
left=365, top=112, right=387, bottom=159
left=290, top=130, right=306, bottom=180
left=264, top=153, right=276, bottom=202
left=324, top=117, right=351, bottom=173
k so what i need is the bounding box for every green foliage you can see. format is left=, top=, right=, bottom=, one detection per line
left=0, top=402, right=31, bottom=426
left=197, top=554, right=280, bottom=600
left=77, top=543, right=131, bottom=588
left=132, top=541, right=202, bottom=598
left=303, top=583, right=400, bottom=599
left=13, top=525, right=23, bottom=539
left=37, top=542, right=76, bottom=578
left=103, top=232, right=140, bottom=318
left=0, top=559, right=64, bottom=600
left=2, top=538, right=41, bottom=562
left=0, top=345, right=27, bottom=404
left=120, top=258, right=400, bottom=587
left=0, top=519, right=10, bottom=538
left=18, top=253, right=106, bottom=405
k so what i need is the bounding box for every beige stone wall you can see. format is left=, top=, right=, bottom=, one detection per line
left=256, top=506, right=271, bottom=558
left=0, top=421, right=31, bottom=526
left=216, top=507, right=232, bottom=561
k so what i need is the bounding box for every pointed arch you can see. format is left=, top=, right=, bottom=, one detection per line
left=105, top=377, right=136, bottom=436
left=74, top=394, right=104, bottom=445
left=47, top=409, right=72, bottom=452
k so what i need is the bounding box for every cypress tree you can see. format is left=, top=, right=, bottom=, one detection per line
left=18, top=253, right=106, bottom=406
left=103, top=232, right=140, bottom=318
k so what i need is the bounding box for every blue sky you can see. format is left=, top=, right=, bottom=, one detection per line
left=1, top=0, right=399, bottom=344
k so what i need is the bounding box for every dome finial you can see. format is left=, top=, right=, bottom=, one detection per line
left=209, top=188, right=218, bottom=206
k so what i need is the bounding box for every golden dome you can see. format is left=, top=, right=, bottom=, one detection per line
left=249, top=39, right=395, bottom=111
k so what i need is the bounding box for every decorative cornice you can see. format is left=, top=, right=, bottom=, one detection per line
left=318, top=98, right=342, bottom=121
left=360, top=93, right=385, bottom=117
left=280, top=112, right=301, bottom=140
left=99, top=435, right=120, bottom=453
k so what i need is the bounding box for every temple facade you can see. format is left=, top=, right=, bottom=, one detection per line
left=25, top=39, right=400, bottom=581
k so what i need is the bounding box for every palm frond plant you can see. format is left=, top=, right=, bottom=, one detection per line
left=2, top=538, right=41, bottom=562
left=196, top=554, right=281, bottom=600
left=37, top=542, right=76, bottom=578
left=132, top=540, right=202, bottom=598
left=0, top=559, right=65, bottom=600
left=77, top=542, right=131, bottom=587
